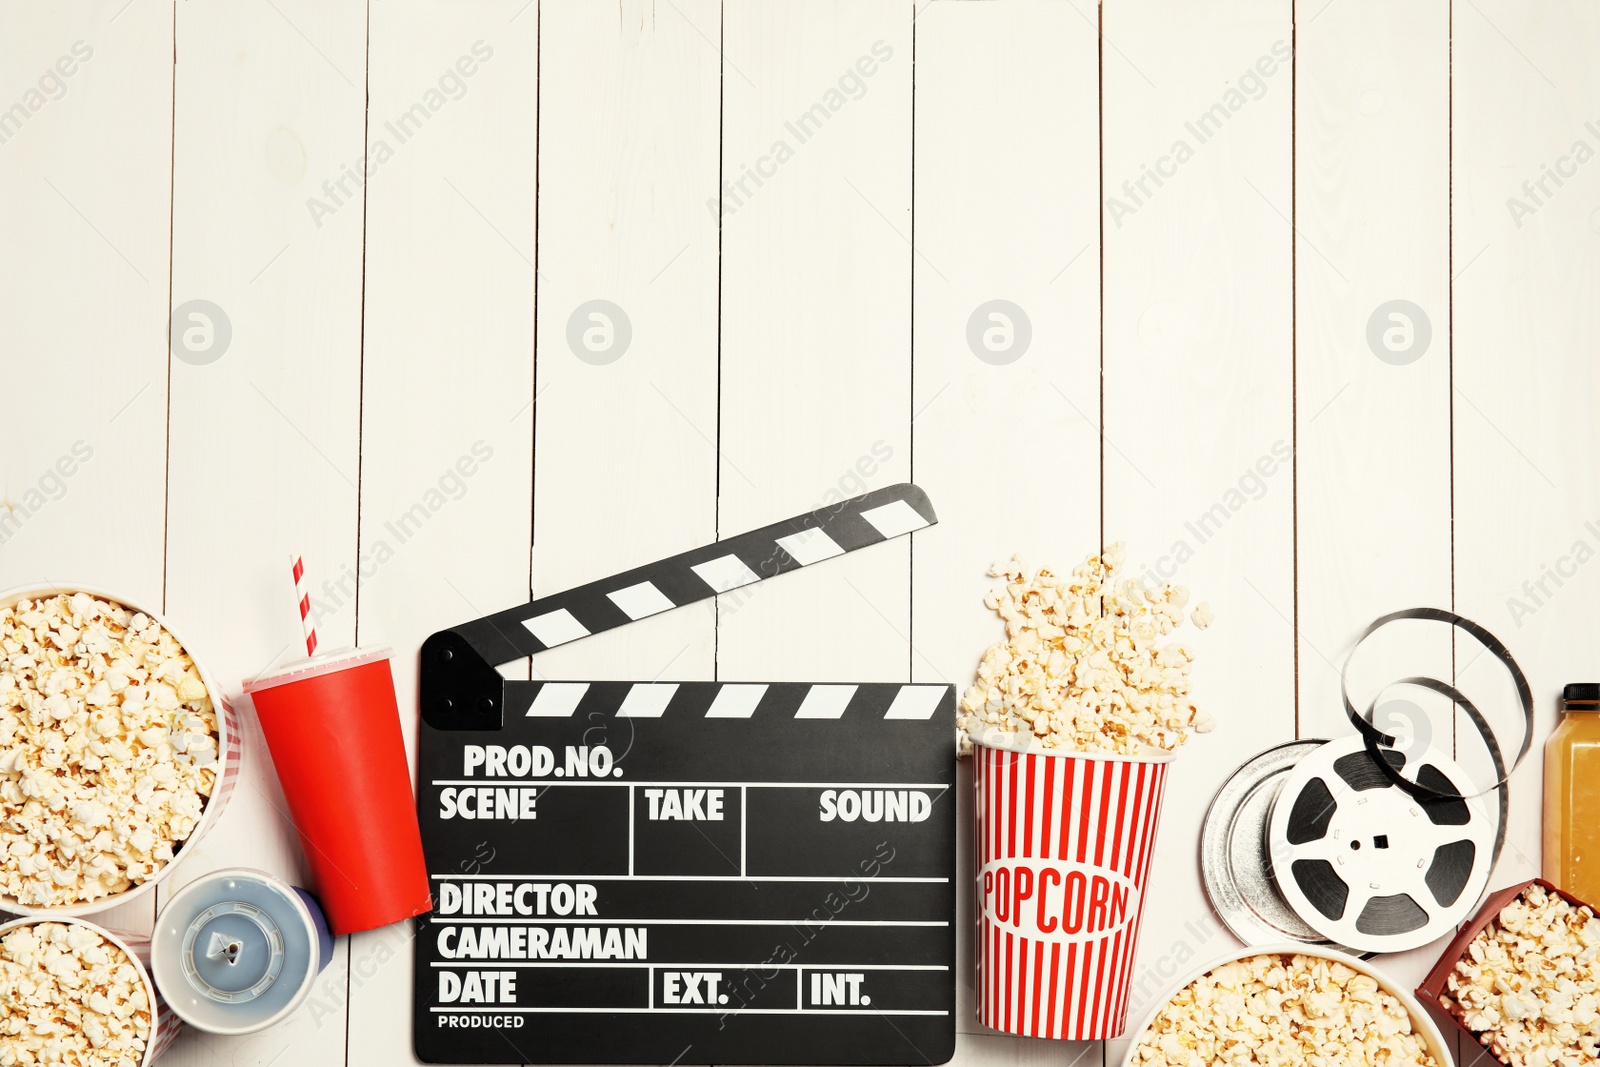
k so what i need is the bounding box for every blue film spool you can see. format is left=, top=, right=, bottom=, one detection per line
left=152, top=868, right=333, bottom=1034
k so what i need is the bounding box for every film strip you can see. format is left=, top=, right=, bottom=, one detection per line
left=1341, top=608, right=1532, bottom=810
left=421, top=483, right=936, bottom=731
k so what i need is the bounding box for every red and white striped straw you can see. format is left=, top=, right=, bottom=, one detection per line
left=291, top=555, right=317, bottom=657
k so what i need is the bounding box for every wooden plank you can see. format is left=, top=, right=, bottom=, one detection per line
left=1101, top=0, right=1294, bottom=1057
left=159, top=0, right=367, bottom=1061
left=0, top=0, right=173, bottom=938
left=910, top=0, right=1101, bottom=1050
left=1453, top=0, right=1600, bottom=1003
left=530, top=0, right=722, bottom=685
left=343, top=2, right=539, bottom=1065
left=1293, top=0, right=1452, bottom=990
left=0, top=3, right=172, bottom=604
left=718, top=0, right=913, bottom=683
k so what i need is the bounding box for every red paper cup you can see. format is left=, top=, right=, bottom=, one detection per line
left=242, top=647, right=431, bottom=935
left=972, top=739, right=1172, bottom=1040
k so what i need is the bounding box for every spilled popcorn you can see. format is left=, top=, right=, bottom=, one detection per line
left=0, top=921, right=151, bottom=1067
left=1132, top=953, right=1439, bottom=1067
left=957, top=545, right=1214, bottom=756
left=1442, top=883, right=1600, bottom=1067
left=0, top=593, right=219, bottom=906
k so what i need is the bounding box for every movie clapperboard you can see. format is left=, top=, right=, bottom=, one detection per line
left=414, top=484, right=957, bottom=1065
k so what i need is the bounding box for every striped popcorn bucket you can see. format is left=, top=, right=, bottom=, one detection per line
left=972, top=740, right=1172, bottom=1040
left=0, top=915, right=183, bottom=1064
left=0, top=585, right=242, bottom=918
left=193, top=694, right=244, bottom=847
left=110, top=925, right=185, bottom=1063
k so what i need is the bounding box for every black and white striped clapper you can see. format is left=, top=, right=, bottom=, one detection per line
left=414, top=484, right=957, bottom=1066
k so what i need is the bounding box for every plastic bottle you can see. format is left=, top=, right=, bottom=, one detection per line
left=1544, top=682, right=1600, bottom=904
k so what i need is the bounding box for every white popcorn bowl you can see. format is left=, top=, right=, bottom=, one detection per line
left=0, top=583, right=240, bottom=919
left=0, top=914, right=180, bottom=1065
left=1115, top=942, right=1451, bottom=1067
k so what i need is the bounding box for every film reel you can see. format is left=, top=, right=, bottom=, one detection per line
left=1265, top=735, right=1496, bottom=954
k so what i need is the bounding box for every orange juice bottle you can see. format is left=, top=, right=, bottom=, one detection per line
left=1545, top=683, right=1600, bottom=904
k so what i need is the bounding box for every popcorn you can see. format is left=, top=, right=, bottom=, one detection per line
left=1133, top=953, right=1439, bottom=1067
left=956, top=545, right=1213, bottom=756
left=0, top=593, right=219, bottom=906
left=0, top=921, right=151, bottom=1067
left=1441, top=883, right=1600, bottom=1067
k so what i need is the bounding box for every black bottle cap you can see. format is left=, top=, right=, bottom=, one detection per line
left=1562, top=682, right=1600, bottom=706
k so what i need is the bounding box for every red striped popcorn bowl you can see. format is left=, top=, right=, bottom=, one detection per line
left=0, top=584, right=242, bottom=918
left=0, top=914, right=183, bottom=1065
left=972, top=738, right=1173, bottom=1040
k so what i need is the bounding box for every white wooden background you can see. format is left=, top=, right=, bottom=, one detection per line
left=1, top=1, right=1595, bottom=1065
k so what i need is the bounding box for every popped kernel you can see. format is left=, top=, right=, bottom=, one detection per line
left=1441, top=884, right=1600, bottom=1067
left=0, top=594, right=219, bottom=906
left=0, top=921, right=151, bottom=1067
left=1133, top=953, right=1438, bottom=1067
left=956, top=545, right=1213, bottom=756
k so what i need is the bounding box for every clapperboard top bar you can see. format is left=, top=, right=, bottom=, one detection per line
left=419, top=483, right=938, bottom=731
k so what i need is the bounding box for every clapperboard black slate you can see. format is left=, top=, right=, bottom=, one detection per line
left=414, top=484, right=957, bottom=1065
